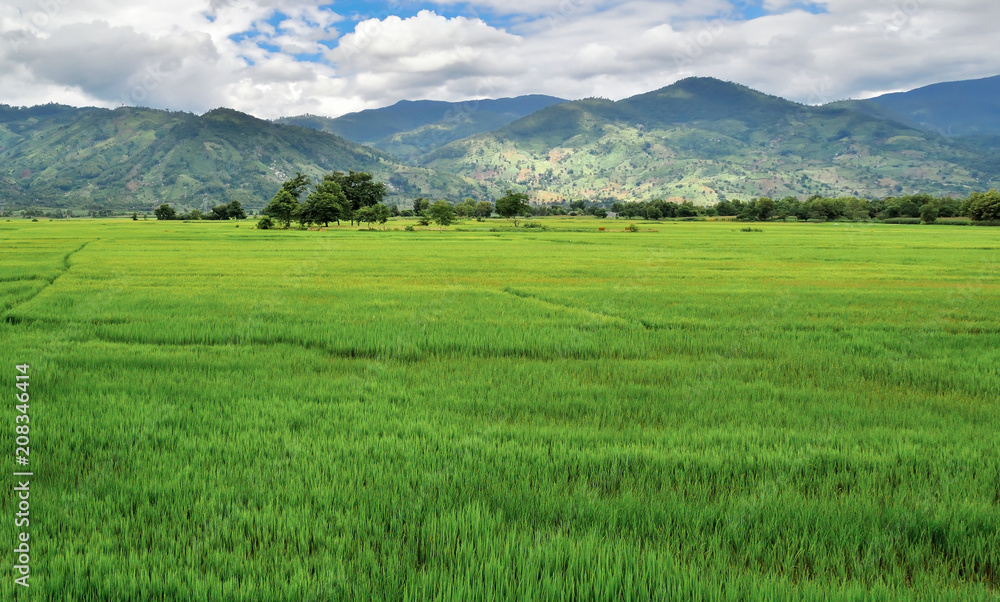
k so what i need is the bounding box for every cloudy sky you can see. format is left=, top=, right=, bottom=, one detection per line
left=1, top=0, right=997, bottom=119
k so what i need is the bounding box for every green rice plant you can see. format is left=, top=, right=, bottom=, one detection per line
left=0, top=219, right=997, bottom=600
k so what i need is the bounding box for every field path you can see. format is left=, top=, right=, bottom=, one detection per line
left=501, top=286, right=663, bottom=331
left=2, top=239, right=97, bottom=322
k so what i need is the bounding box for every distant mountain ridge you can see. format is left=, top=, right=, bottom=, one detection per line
left=419, top=77, right=997, bottom=203
left=2, top=74, right=998, bottom=211
left=275, top=95, right=566, bottom=160
left=0, top=104, right=481, bottom=211
left=833, top=75, right=1000, bottom=136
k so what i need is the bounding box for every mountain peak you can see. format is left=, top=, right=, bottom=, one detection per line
left=617, top=77, right=797, bottom=126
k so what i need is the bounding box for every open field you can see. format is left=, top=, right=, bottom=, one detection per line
left=1, top=217, right=998, bottom=600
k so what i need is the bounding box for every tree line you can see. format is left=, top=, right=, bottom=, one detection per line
left=147, top=172, right=1000, bottom=227
left=595, top=191, right=1000, bottom=223
left=154, top=200, right=246, bottom=221
left=711, top=192, right=1000, bottom=223
left=258, top=171, right=533, bottom=230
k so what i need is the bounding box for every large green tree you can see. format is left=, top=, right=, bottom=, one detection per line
left=474, top=201, right=493, bottom=221
left=302, top=177, right=349, bottom=227
left=263, top=189, right=299, bottom=228
left=154, top=204, right=176, bottom=220
left=412, top=197, right=431, bottom=216
left=966, top=190, right=1000, bottom=221
left=227, top=200, right=247, bottom=220
left=428, top=200, right=456, bottom=231
left=281, top=172, right=312, bottom=201
left=495, top=190, right=530, bottom=227
left=325, top=171, right=386, bottom=222
left=373, top=204, right=391, bottom=230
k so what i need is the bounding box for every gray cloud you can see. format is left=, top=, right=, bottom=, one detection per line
left=0, top=0, right=997, bottom=118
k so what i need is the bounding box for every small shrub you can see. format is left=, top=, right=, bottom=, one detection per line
left=257, top=216, right=275, bottom=230
left=739, top=227, right=764, bottom=233
left=404, top=225, right=415, bottom=232
left=625, top=224, right=638, bottom=232
left=881, top=218, right=922, bottom=225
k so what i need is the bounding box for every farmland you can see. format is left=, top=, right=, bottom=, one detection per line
left=1, top=218, right=998, bottom=600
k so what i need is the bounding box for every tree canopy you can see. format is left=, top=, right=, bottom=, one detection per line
left=428, top=200, right=456, bottom=231
left=965, top=190, right=1000, bottom=221
left=302, top=177, right=349, bottom=227
left=154, top=204, right=176, bottom=220
left=327, top=170, right=387, bottom=215
left=263, top=189, right=299, bottom=228
left=495, top=190, right=530, bottom=226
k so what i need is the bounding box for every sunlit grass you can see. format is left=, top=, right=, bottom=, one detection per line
left=1, top=217, right=998, bottom=600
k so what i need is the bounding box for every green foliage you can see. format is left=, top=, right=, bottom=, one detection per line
left=281, top=172, right=312, bottom=201
left=153, top=203, right=176, bottom=220
left=301, top=176, right=348, bottom=227
left=207, top=200, right=247, bottom=220
left=256, top=215, right=275, bottom=229
left=474, top=201, right=494, bottom=220
left=412, top=197, right=431, bottom=216
left=355, top=203, right=392, bottom=230
left=428, top=200, right=456, bottom=230
left=920, top=203, right=939, bottom=224
left=495, top=190, right=531, bottom=226
left=965, top=189, right=1000, bottom=221
left=263, top=188, right=299, bottom=229
left=325, top=170, right=387, bottom=213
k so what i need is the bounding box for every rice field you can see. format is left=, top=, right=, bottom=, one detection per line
left=1, top=217, right=998, bottom=600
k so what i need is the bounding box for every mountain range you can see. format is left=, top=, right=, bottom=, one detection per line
left=275, top=95, right=565, bottom=163
left=834, top=74, right=1000, bottom=137
left=0, top=104, right=480, bottom=211
left=1, top=75, right=998, bottom=212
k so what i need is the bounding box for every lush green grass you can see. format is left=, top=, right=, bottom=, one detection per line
left=1, top=217, right=998, bottom=600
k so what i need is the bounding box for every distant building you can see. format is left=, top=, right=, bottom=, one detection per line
left=606, top=212, right=619, bottom=219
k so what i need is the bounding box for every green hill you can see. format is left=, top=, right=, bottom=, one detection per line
left=832, top=74, right=1000, bottom=136
left=0, top=104, right=482, bottom=212
left=420, top=78, right=997, bottom=204
left=275, top=95, right=566, bottom=161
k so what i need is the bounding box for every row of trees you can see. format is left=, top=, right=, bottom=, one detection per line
left=261, top=173, right=535, bottom=230
left=712, top=191, right=1000, bottom=223
left=154, top=200, right=246, bottom=221
left=261, top=171, right=388, bottom=229
left=408, top=191, right=532, bottom=227
left=151, top=173, right=1000, bottom=227
left=580, top=191, right=1000, bottom=223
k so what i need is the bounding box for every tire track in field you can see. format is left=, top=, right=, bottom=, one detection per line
left=2, top=239, right=97, bottom=323
left=500, top=286, right=664, bottom=331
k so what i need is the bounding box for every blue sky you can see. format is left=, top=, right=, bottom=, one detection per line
left=1, top=0, right=997, bottom=118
